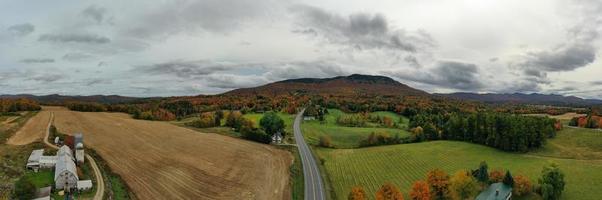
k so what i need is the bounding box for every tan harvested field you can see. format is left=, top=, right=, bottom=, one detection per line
left=7, top=111, right=50, bottom=145
left=40, top=107, right=293, bottom=200
left=525, top=112, right=586, bottom=120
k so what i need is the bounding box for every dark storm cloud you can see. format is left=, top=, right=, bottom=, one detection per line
left=135, top=60, right=235, bottom=78
left=125, top=0, right=274, bottom=38
left=290, top=5, right=434, bottom=53
left=404, top=55, right=421, bottom=68
left=520, top=43, right=596, bottom=76
left=7, top=23, right=35, bottom=36
left=39, top=33, right=111, bottom=44
left=390, top=61, right=483, bottom=90
left=20, top=58, right=55, bottom=63
left=81, top=5, right=107, bottom=23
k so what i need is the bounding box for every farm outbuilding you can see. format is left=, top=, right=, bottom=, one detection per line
left=54, top=154, right=78, bottom=190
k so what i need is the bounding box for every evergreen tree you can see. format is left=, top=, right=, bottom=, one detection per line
left=503, top=170, right=514, bottom=187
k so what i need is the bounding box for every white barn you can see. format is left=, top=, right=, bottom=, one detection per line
left=54, top=154, right=78, bottom=190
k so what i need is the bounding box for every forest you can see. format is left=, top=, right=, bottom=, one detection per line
left=409, top=112, right=558, bottom=152
left=0, top=98, right=41, bottom=113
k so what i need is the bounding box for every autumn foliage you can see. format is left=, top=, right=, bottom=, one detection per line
left=513, top=175, right=533, bottom=196
left=409, top=180, right=430, bottom=200
left=348, top=186, right=367, bottom=200
left=375, top=183, right=404, bottom=200
left=489, top=169, right=505, bottom=183
left=426, top=169, right=450, bottom=200
left=0, top=98, right=41, bottom=112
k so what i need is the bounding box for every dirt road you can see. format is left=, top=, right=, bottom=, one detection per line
left=49, top=107, right=292, bottom=200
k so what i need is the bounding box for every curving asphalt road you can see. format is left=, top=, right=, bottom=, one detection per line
left=293, top=109, right=326, bottom=200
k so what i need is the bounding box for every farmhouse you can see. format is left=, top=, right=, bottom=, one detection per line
left=476, top=182, right=512, bottom=200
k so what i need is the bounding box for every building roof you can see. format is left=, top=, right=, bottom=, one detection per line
left=35, top=186, right=51, bottom=198
left=28, top=149, right=44, bottom=162
left=54, top=155, right=78, bottom=181
left=57, top=145, right=73, bottom=158
left=476, top=183, right=512, bottom=200
left=39, top=156, right=57, bottom=164
left=77, top=180, right=93, bottom=189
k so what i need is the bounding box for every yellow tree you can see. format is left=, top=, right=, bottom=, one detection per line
left=449, top=171, right=480, bottom=200
left=375, top=183, right=404, bottom=200
left=409, top=180, right=431, bottom=200
left=348, top=186, right=367, bottom=200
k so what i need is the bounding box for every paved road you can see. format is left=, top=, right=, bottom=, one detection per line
left=293, top=109, right=326, bottom=200
left=43, top=112, right=105, bottom=200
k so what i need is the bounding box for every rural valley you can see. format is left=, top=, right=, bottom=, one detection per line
left=2, top=1, right=602, bottom=200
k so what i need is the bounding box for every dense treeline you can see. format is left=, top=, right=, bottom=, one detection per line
left=409, top=112, right=557, bottom=152
left=0, top=98, right=41, bottom=112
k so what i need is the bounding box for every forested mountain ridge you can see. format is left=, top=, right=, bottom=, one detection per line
left=225, top=74, right=430, bottom=97
left=438, top=92, right=602, bottom=106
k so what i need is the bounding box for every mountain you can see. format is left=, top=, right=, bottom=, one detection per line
left=225, top=74, right=429, bottom=97
left=0, top=94, right=145, bottom=104
left=438, top=92, right=602, bottom=106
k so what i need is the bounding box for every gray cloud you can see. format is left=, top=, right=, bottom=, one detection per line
left=39, top=33, right=111, bottom=44
left=7, top=23, right=35, bottom=36
left=62, top=53, right=94, bottom=61
left=124, top=0, right=275, bottom=38
left=82, top=5, right=107, bottom=23
left=519, top=43, right=596, bottom=76
left=20, top=58, right=55, bottom=63
left=290, top=5, right=434, bottom=53
left=27, top=74, right=65, bottom=83
left=135, top=60, right=235, bottom=78
left=390, top=61, right=483, bottom=90
left=203, top=74, right=267, bottom=89
left=265, top=61, right=348, bottom=81
left=85, top=78, right=112, bottom=86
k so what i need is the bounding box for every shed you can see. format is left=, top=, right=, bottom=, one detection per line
left=26, top=149, right=44, bottom=170
left=271, top=132, right=283, bottom=144
left=476, top=183, right=512, bottom=200
left=77, top=180, right=93, bottom=191
left=33, top=186, right=51, bottom=200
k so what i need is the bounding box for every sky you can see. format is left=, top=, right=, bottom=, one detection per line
left=0, top=0, right=601, bottom=98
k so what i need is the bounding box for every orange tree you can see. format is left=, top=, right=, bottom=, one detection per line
left=489, top=169, right=504, bottom=183
left=375, top=183, right=404, bottom=200
left=348, top=186, right=367, bottom=200
left=426, top=169, right=450, bottom=200
left=409, top=180, right=430, bottom=200
left=513, top=175, right=532, bottom=196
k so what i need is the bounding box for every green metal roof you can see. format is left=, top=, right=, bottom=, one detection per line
left=476, top=183, right=512, bottom=200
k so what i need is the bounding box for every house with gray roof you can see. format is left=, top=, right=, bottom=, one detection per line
left=476, top=183, right=512, bottom=200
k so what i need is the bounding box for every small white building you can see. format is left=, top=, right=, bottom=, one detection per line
left=54, top=154, right=78, bottom=190
left=303, top=116, right=315, bottom=121
left=77, top=180, right=93, bottom=191
left=26, top=149, right=44, bottom=170
left=271, top=132, right=283, bottom=144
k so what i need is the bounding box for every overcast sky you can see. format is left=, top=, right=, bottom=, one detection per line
left=1, top=0, right=601, bottom=98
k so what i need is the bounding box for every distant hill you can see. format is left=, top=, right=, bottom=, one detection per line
left=0, top=94, right=145, bottom=104
left=225, top=74, right=429, bottom=97
left=438, top=92, right=602, bottom=106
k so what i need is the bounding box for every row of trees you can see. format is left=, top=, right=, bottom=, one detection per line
left=569, top=115, right=601, bottom=129
left=348, top=162, right=565, bottom=200
left=0, top=98, right=41, bottom=113
left=409, top=112, right=557, bottom=152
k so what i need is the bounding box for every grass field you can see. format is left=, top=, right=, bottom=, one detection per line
left=530, top=127, right=602, bottom=160
left=315, top=130, right=602, bottom=200
left=302, top=109, right=410, bottom=148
